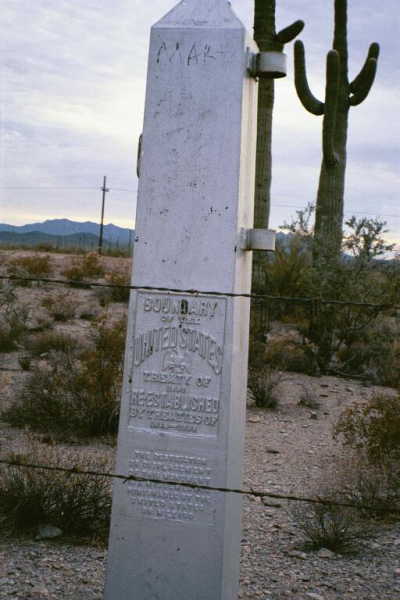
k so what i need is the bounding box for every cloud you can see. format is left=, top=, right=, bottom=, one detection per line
left=1, top=0, right=398, bottom=242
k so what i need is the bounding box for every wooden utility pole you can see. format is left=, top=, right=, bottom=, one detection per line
left=98, top=175, right=109, bottom=254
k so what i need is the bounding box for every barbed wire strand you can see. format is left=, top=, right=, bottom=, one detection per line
left=0, top=274, right=399, bottom=311
left=0, top=274, right=399, bottom=516
left=1, top=458, right=399, bottom=515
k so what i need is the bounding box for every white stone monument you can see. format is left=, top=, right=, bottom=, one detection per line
left=104, top=1, right=262, bottom=598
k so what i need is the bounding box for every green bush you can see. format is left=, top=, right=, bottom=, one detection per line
left=263, top=237, right=312, bottom=323
left=0, top=442, right=111, bottom=540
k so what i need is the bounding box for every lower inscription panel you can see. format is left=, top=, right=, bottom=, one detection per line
left=127, top=449, right=216, bottom=525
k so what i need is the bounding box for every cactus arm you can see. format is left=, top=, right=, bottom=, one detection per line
left=294, top=40, right=325, bottom=116
left=349, top=58, right=378, bottom=106
left=350, top=42, right=379, bottom=93
left=349, top=43, right=379, bottom=106
left=323, top=50, right=340, bottom=166
left=276, top=20, right=304, bottom=44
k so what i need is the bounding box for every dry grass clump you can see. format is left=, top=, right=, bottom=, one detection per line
left=41, top=291, right=79, bottom=321
left=0, top=440, right=111, bottom=541
left=248, top=367, right=283, bottom=409
left=62, top=252, right=105, bottom=283
left=6, top=254, right=53, bottom=285
left=298, top=383, right=320, bottom=409
left=3, top=316, right=126, bottom=438
left=291, top=493, right=363, bottom=554
left=23, top=330, right=79, bottom=357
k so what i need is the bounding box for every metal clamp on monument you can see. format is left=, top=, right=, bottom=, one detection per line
left=105, top=1, right=260, bottom=598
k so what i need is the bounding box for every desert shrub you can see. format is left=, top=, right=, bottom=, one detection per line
left=0, top=441, right=111, bottom=540
left=24, top=331, right=79, bottom=357
left=263, top=238, right=312, bottom=323
left=93, top=269, right=131, bottom=306
left=336, top=319, right=400, bottom=387
left=106, top=270, right=131, bottom=302
left=3, top=316, right=126, bottom=437
left=339, top=455, right=400, bottom=516
left=298, top=384, right=320, bottom=409
left=291, top=495, right=362, bottom=553
left=268, top=212, right=398, bottom=376
left=36, top=243, right=54, bottom=252
left=41, top=291, right=79, bottom=321
left=62, top=252, right=105, bottom=283
left=79, top=305, right=100, bottom=321
left=0, top=284, right=29, bottom=352
left=248, top=367, right=283, bottom=409
left=264, top=339, right=316, bottom=375
left=334, top=393, right=400, bottom=464
left=333, top=394, right=400, bottom=517
left=6, top=254, right=53, bottom=285
left=18, top=355, right=32, bottom=371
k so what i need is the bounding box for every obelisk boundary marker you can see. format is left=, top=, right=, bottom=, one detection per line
left=104, top=1, right=259, bottom=598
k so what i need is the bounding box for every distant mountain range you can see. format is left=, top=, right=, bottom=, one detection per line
left=0, top=219, right=134, bottom=249
left=0, top=219, right=293, bottom=250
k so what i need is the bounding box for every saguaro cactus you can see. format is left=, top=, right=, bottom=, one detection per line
left=253, top=0, right=304, bottom=231
left=294, top=0, right=379, bottom=265
left=250, top=1, right=303, bottom=353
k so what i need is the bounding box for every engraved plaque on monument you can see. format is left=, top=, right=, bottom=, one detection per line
left=104, top=1, right=258, bottom=598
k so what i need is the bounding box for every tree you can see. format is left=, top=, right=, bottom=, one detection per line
left=294, top=0, right=379, bottom=266
left=343, top=217, right=395, bottom=264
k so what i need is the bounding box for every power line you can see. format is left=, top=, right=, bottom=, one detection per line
left=275, top=204, right=400, bottom=220
left=0, top=191, right=396, bottom=218
left=0, top=186, right=136, bottom=193
left=0, top=186, right=98, bottom=190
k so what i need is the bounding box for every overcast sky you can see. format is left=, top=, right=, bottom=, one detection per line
left=1, top=0, right=399, bottom=244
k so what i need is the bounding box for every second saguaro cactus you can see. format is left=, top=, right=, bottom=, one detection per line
left=294, top=0, right=379, bottom=265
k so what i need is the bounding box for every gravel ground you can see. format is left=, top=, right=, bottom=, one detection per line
left=1, top=372, right=400, bottom=600
left=1, top=252, right=399, bottom=599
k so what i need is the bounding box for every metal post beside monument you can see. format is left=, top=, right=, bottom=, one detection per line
left=104, top=1, right=273, bottom=598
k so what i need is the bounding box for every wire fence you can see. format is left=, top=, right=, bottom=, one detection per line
left=1, top=456, right=399, bottom=515
left=0, top=266, right=399, bottom=520
left=0, top=274, right=399, bottom=310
